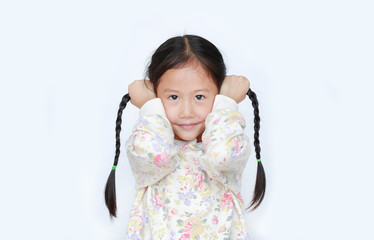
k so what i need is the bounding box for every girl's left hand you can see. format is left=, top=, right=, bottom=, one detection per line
left=220, top=75, right=250, bottom=103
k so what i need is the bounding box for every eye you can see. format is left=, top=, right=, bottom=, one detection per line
left=194, top=95, right=205, bottom=101
left=168, top=95, right=179, bottom=101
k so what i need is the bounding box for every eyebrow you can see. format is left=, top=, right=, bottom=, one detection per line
left=163, top=88, right=210, bottom=93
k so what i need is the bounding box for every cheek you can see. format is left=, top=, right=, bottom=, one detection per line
left=162, top=102, right=177, bottom=121
left=197, top=103, right=214, bottom=119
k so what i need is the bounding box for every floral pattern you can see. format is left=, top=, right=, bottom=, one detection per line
left=125, top=96, right=251, bottom=239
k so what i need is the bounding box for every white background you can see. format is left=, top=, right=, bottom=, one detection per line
left=1, top=0, right=373, bottom=239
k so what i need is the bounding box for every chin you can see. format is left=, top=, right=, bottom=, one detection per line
left=176, top=132, right=204, bottom=142
left=180, top=136, right=197, bottom=141
left=174, top=133, right=198, bottom=142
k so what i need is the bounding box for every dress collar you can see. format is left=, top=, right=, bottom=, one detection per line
left=174, top=139, right=203, bottom=150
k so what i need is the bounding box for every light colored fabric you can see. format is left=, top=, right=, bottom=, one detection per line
left=125, top=95, right=251, bottom=240
left=212, top=94, right=238, bottom=111
left=139, top=98, right=167, bottom=118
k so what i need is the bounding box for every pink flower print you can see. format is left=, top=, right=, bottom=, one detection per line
left=171, top=207, right=178, bottom=215
left=154, top=193, right=163, bottom=208
left=184, top=219, right=193, bottom=232
left=237, top=191, right=244, bottom=204
left=153, top=153, right=168, bottom=168
left=220, top=193, right=233, bottom=211
left=213, top=118, right=221, bottom=125
left=226, top=137, right=245, bottom=158
left=198, top=183, right=211, bottom=198
left=179, top=233, right=190, bottom=240
left=212, top=217, right=219, bottom=225
left=218, top=225, right=226, bottom=233
left=128, top=215, right=144, bottom=232
left=189, top=173, right=203, bottom=188
left=192, top=157, right=199, bottom=167
left=234, top=139, right=241, bottom=153
left=184, top=217, right=204, bottom=238
left=194, top=173, right=203, bottom=187
left=135, top=118, right=149, bottom=131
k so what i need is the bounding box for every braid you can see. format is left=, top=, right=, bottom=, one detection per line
left=104, top=93, right=131, bottom=218
left=114, top=93, right=131, bottom=166
left=246, top=89, right=266, bottom=211
left=248, top=89, right=261, bottom=159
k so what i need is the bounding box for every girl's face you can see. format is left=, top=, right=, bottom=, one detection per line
left=156, top=63, right=219, bottom=142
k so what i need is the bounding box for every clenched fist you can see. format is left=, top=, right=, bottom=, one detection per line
left=220, top=75, right=250, bottom=103
left=128, top=80, right=156, bottom=108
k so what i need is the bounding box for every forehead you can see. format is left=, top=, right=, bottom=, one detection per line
left=157, top=64, right=218, bottom=93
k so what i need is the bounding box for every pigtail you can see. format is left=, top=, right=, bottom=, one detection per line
left=246, top=88, right=266, bottom=211
left=104, top=93, right=131, bottom=218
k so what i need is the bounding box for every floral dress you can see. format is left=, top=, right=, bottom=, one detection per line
left=125, top=95, right=251, bottom=240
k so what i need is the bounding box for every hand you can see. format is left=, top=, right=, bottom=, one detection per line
left=128, top=80, right=156, bottom=108
left=219, top=75, right=250, bottom=103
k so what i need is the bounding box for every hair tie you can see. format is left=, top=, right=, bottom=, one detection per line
left=257, top=158, right=261, bottom=162
left=112, top=165, right=117, bottom=170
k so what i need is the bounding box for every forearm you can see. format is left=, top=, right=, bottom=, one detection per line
left=125, top=98, right=176, bottom=188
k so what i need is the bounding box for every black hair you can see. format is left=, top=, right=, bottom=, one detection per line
left=246, top=89, right=266, bottom=210
left=147, top=35, right=226, bottom=93
left=104, top=35, right=265, bottom=217
left=104, top=93, right=130, bottom=217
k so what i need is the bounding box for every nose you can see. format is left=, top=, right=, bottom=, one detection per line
left=179, top=100, right=195, bottom=118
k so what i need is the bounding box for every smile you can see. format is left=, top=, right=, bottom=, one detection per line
left=178, top=123, right=198, bottom=130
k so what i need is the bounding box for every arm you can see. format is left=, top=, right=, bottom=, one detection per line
left=125, top=81, right=176, bottom=189
left=201, top=95, right=250, bottom=193
left=200, top=76, right=251, bottom=193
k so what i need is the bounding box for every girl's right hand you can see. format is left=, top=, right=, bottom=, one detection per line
left=128, top=80, right=156, bottom=108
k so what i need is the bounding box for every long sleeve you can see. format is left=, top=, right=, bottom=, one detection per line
left=201, top=95, right=250, bottom=194
left=125, top=95, right=252, bottom=240
left=125, top=98, right=177, bottom=189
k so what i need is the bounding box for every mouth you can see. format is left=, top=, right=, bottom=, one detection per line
left=177, top=123, right=199, bottom=130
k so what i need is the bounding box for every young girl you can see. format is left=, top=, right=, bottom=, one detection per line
left=105, top=35, right=265, bottom=239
